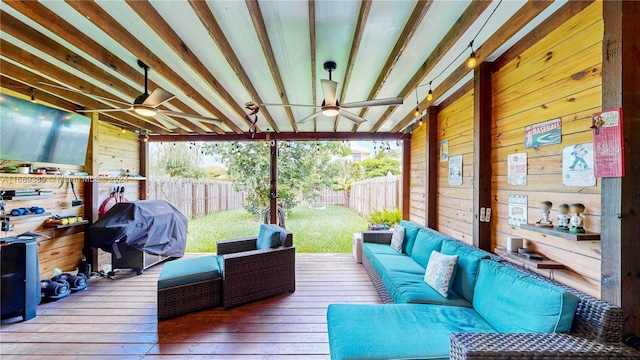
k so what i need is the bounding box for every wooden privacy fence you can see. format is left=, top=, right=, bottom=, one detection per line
left=148, top=177, right=245, bottom=218
left=348, top=174, right=401, bottom=218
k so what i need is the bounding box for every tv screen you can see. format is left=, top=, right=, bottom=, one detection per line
left=0, top=93, right=91, bottom=166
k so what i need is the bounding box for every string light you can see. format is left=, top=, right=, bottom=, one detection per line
left=413, top=88, right=420, bottom=118
left=467, top=41, right=477, bottom=69
left=427, top=82, right=433, bottom=101
left=121, top=127, right=126, bottom=134
left=29, top=87, right=36, bottom=103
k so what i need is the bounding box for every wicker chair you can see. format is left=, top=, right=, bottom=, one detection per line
left=361, top=229, right=640, bottom=359
left=216, top=225, right=295, bottom=309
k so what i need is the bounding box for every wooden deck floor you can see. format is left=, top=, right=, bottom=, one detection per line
left=1, top=253, right=381, bottom=359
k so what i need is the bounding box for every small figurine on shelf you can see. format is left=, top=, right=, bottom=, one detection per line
left=556, top=203, right=570, bottom=231
left=535, top=201, right=553, bottom=227
left=569, top=203, right=586, bottom=234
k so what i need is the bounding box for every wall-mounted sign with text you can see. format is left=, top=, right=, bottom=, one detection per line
left=591, top=108, right=624, bottom=178
left=525, top=118, right=562, bottom=148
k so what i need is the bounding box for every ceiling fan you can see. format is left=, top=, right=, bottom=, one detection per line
left=262, top=61, right=403, bottom=125
left=41, top=60, right=222, bottom=129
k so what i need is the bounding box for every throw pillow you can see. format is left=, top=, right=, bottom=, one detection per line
left=424, top=250, right=458, bottom=298
left=256, top=224, right=281, bottom=250
left=390, top=225, right=405, bottom=253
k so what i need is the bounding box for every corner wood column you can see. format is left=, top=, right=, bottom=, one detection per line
left=601, top=0, right=640, bottom=337
left=139, top=139, right=149, bottom=200
left=473, top=62, right=492, bottom=251
left=402, top=138, right=411, bottom=220
left=269, top=139, right=278, bottom=225
left=425, top=107, right=438, bottom=229
left=83, top=112, right=100, bottom=270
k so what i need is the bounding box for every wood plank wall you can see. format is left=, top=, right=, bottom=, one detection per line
left=0, top=114, right=142, bottom=278
left=436, top=89, right=475, bottom=244
left=408, top=122, right=426, bottom=225
left=491, top=1, right=603, bottom=297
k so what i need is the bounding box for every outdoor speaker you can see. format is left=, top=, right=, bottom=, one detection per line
left=507, top=237, right=524, bottom=252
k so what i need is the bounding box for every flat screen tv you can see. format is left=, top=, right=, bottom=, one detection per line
left=0, top=93, right=91, bottom=166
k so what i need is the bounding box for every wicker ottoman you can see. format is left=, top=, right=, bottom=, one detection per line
left=157, top=255, right=222, bottom=320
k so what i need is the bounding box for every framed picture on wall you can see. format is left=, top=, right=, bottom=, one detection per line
left=562, top=143, right=596, bottom=187
left=440, top=140, right=449, bottom=162
left=448, top=155, right=462, bottom=186
left=507, top=153, right=527, bottom=186
left=508, top=194, right=528, bottom=226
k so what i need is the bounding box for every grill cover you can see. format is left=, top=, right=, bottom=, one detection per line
left=86, top=200, right=187, bottom=258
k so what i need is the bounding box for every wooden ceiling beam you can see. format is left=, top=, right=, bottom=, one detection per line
left=3, top=2, right=222, bottom=135
left=245, top=0, right=298, bottom=132
left=0, top=11, right=209, bottom=135
left=0, top=40, right=174, bottom=135
left=0, top=60, right=169, bottom=134
left=187, top=0, right=279, bottom=133
left=391, top=0, right=553, bottom=133
left=151, top=131, right=406, bottom=143
left=351, top=0, right=432, bottom=132
left=334, top=0, right=371, bottom=132
left=125, top=1, right=256, bottom=134
left=370, top=0, right=492, bottom=133
left=308, top=0, right=317, bottom=132
left=64, top=0, right=243, bottom=134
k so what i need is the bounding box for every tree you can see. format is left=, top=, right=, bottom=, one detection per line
left=360, top=158, right=401, bottom=178
left=150, top=142, right=206, bottom=178
left=205, top=141, right=349, bottom=215
left=330, top=159, right=363, bottom=206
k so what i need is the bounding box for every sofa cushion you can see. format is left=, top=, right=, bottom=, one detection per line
left=474, top=260, right=579, bottom=333
left=399, top=220, right=421, bottom=256
left=382, top=271, right=472, bottom=307
left=256, top=224, right=281, bottom=250
left=424, top=251, right=458, bottom=297
left=362, top=242, right=405, bottom=258
left=389, top=225, right=405, bottom=253
left=440, top=239, right=491, bottom=303
left=158, top=255, right=220, bottom=289
left=410, top=228, right=444, bottom=267
left=327, top=303, right=496, bottom=360
left=368, top=253, right=426, bottom=276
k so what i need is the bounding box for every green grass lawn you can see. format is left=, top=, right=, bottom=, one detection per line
left=187, top=205, right=370, bottom=253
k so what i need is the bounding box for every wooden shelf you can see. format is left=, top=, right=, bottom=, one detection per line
left=495, top=247, right=564, bottom=269
left=0, top=212, right=52, bottom=220
left=44, top=220, right=88, bottom=229
left=519, top=223, right=600, bottom=241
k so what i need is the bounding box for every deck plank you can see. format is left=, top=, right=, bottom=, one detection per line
left=0, top=253, right=380, bottom=359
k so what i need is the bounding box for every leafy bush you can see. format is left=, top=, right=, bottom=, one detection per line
left=369, top=208, right=401, bottom=227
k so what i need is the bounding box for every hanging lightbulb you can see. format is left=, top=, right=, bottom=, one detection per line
left=427, top=81, right=433, bottom=101
left=467, top=41, right=476, bottom=69
left=121, top=127, right=126, bottom=134
left=143, top=133, right=149, bottom=143
left=29, top=87, right=36, bottom=103
left=413, top=88, right=420, bottom=118
left=418, top=118, right=423, bottom=127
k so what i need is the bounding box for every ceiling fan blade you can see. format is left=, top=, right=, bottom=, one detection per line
left=143, top=88, right=175, bottom=107
left=76, top=108, right=133, bottom=113
left=321, top=79, right=337, bottom=105
left=39, top=82, right=133, bottom=106
left=296, top=111, right=323, bottom=124
left=154, top=113, right=179, bottom=130
left=341, top=96, right=404, bottom=108
left=338, top=109, right=367, bottom=125
left=261, top=103, right=321, bottom=108
left=158, top=110, right=222, bottom=125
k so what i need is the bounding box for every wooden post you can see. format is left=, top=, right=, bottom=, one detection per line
left=425, top=106, right=438, bottom=229
left=204, top=183, right=210, bottom=215
left=601, top=0, right=640, bottom=337
left=473, top=62, right=493, bottom=251
left=191, top=181, right=197, bottom=218
left=83, top=112, right=100, bottom=270
left=402, top=138, right=411, bottom=220
left=269, top=139, right=278, bottom=225
left=139, top=139, right=149, bottom=200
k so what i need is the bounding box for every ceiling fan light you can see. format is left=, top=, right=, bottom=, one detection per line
left=134, top=106, right=157, bottom=117
left=322, top=107, right=339, bottom=117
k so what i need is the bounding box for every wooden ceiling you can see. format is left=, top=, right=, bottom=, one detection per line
left=0, top=0, right=567, bottom=138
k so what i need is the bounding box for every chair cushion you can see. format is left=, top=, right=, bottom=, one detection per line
left=256, top=224, right=281, bottom=250
left=382, top=271, right=472, bottom=307
left=368, top=253, right=426, bottom=276
left=424, top=251, right=458, bottom=297
left=327, top=303, right=496, bottom=360
left=399, top=220, right=421, bottom=256
left=363, top=242, right=403, bottom=257
left=474, top=260, right=579, bottom=333
left=158, top=255, right=220, bottom=289
left=410, top=228, right=444, bottom=267
left=390, top=225, right=405, bottom=253
left=440, top=239, right=491, bottom=303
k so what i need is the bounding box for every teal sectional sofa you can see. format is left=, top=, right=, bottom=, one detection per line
left=327, top=221, right=638, bottom=360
